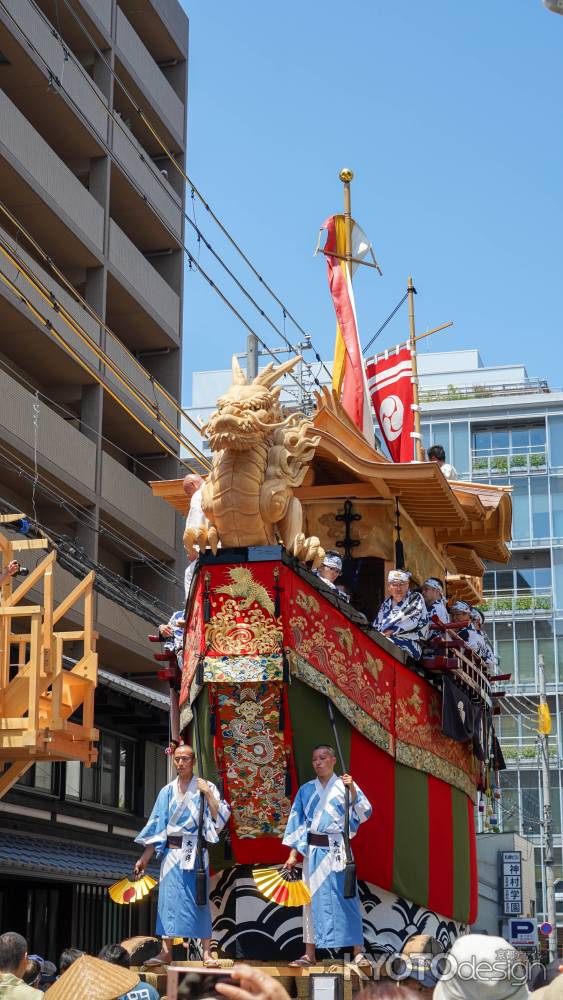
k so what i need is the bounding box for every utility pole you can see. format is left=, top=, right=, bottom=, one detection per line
left=538, top=651, right=557, bottom=960
left=246, top=333, right=258, bottom=380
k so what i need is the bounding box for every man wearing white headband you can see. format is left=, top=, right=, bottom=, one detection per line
left=421, top=577, right=449, bottom=639
left=470, top=607, right=496, bottom=669
left=314, top=550, right=343, bottom=593
left=450, top=601, right=489, bottom=663
left=373, top=569, right=429, bottom=660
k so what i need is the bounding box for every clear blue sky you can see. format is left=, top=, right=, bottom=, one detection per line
left=180, top=0, right=563, bottom=404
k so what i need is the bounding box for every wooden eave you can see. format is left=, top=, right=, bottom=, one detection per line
left=445, top=545, right=485, bottom=577
left=446, top=575, right=483, bottom=604
left=150, top=478, right=189, bottom=515
left=437, top=483, right=513, bottom=564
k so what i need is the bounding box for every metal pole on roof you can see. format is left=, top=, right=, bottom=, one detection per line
left=246, top=334, right=258, bottom=380
left=407, top=276, right=424, bottom=463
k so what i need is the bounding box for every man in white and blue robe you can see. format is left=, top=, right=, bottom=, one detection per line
left=373, top=569, right=429, bottom=660
left=314, top=550, right=343, bottom=593
left=470, top=607, right=497, bottom=670
left=283, top=744, right=372, bottom=964
left=450, top=600, right=490, bottom=664
left=421, top=577, right=450, bottom=641
left=159, top=610, right=185, bottom=668
left=157, top=610, right=185, bottom=748
left=134, top=743, right=230, bottom=966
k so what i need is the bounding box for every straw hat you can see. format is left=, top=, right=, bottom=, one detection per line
left=44, top=954, right=139, bottom=1000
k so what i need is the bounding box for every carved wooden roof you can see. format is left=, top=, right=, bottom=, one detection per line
left=149, top=387, right=513, bottom=574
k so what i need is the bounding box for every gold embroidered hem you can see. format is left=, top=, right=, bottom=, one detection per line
left=290, top=652, right=393, bottom=755
left=395, top=739, right=477, bottom=801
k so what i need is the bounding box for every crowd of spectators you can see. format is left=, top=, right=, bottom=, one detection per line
left=2, top=930, right=563, bottom=1000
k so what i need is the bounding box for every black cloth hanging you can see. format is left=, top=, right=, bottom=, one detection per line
left=442, top=676, right=474, bottom=743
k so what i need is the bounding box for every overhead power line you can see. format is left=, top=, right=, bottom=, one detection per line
left=0, top=495, right=175, bottom=626
left=0, top=443, right=184, bottom=591
left=0, top=3, right=308, bottom=407
left=0, top=235, right=210, bottom=470
left=0, top=197, right=203, bottom=445
left=363, top=292, right=409, bottom=357
left=0, top=355, right=170, bottom=485
left=53, top=0, right=329, bottom=359
left=9, top=0, right=335, bottom=389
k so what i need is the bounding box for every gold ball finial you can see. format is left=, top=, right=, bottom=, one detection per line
left=339, top=167, right=354, bottom=183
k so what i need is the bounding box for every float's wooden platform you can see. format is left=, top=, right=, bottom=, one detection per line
left=134, top=959, right=374, bottom=999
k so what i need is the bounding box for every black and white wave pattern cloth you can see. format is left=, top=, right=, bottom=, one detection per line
left=208, top=866, right=460, bottom=960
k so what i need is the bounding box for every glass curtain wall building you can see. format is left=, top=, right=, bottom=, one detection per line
left=419, top=349, right=563, bottom=923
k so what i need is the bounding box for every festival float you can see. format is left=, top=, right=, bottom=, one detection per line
left=150, top=172, right=512, bottom=960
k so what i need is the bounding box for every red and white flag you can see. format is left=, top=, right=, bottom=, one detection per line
left=365, top=348, right=415, bottom=462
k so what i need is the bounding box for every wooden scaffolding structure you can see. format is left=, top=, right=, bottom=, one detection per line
left=0, top=514, right=98, bottom=798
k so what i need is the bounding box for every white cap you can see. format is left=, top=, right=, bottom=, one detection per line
left=433, top=935, right=530, bottom=1000
left=424, top=577, right=444, bottom=593
left=388, top=569, right=411, bottom=584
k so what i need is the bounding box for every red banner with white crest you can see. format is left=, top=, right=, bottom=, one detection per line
left=365, top=348, right=414, bottom=462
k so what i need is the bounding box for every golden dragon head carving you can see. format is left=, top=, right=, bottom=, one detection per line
left=203, top=355, right=306, bottom=452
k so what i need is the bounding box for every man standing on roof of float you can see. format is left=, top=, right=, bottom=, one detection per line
left=373, top=569, right=429, bottom=660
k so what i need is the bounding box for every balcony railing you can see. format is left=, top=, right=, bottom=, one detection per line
left=471, top=448, right=547, bottom=477
left=419, top=378, right=550, bottom=403
left=481, top=589, right=553, bottom=616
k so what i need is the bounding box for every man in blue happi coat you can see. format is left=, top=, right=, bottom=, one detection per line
left=134, top=742, right=230, bottom=967
left=283, top=744, right=372, bottom=965
left=373, top=569, right=429, bottom=659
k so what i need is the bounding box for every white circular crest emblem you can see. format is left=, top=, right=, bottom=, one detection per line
left=379, top=394, right=404, bottom=441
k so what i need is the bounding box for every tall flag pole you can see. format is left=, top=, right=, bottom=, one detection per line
left=407, top=276, right=424, bottom=462
left=319, top=169, right=376, bottom=446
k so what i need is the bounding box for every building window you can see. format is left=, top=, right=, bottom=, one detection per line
left=548, top=414, right=563, bottom=469
left=494, top=622, right=515, bottom=679
left=553, top=552, right=563, bottom=613
left=515, top=621, right=535, bottom=684
left=471, top=423, right=547, bottom=476
left=18, top=763, right=55, bottom=794
left=520, top=770, right=540, bottom=836
left=451, top=422, right=470, bottom=478
left=64, top=732, right=136, bottom=812
left=551, top=477, right=563, bottom=540
left=536, top=620, right=556, bottom=684
left=500, top=770, right=519, bottom=833
left=512, top=479, right=531, bottom=542
left=531, top=478, right=549, bottom=539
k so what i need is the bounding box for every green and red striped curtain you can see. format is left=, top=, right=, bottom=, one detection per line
left=288, top=681, right=477, bottom=924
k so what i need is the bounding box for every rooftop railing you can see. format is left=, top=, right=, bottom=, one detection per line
left=420, top=378, right=551, bottom=403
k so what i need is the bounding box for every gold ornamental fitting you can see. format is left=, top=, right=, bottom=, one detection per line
left=339, top=167, right=354, bottom=183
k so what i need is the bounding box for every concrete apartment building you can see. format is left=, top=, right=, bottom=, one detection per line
left=418, top=349, right=563, bottom=935
left=0, top=0, right=190, bottom=958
